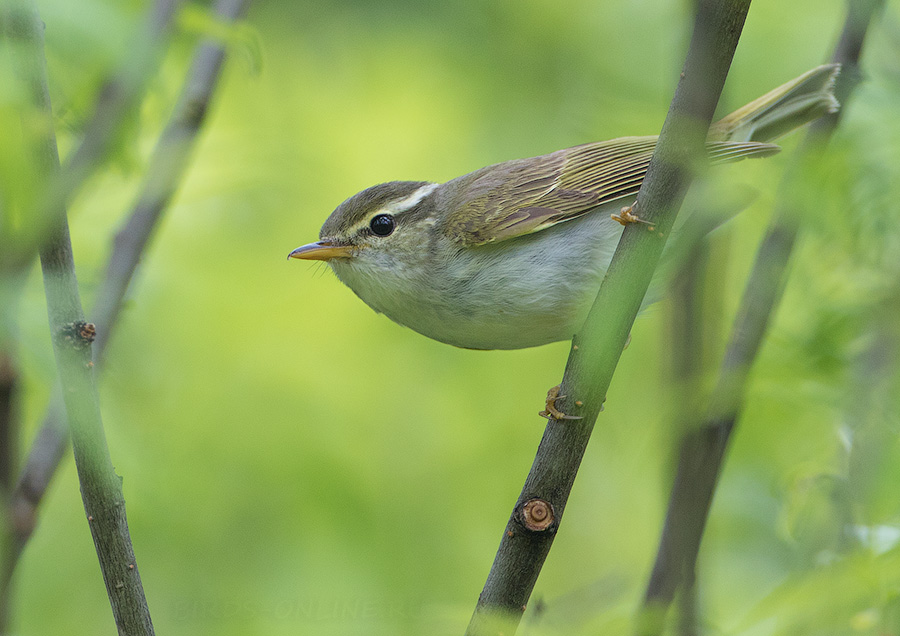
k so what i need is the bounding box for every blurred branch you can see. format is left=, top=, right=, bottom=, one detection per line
left=0, top=351, right=17, bottom=633
left=845, top=291, right=900, bottom=534
left=5, top=0, right=154, bottom=632
left=8, top=0, right=251, bottom=588
left=0, top=357, right=16, bottom=532
left=465, top=1, right=752, bottom=634
left=0, top=0, right=181, bottom=273
left=638, top=1, right=885, bottom=631
left=668, top=238, right=712, bottom=636
left=0, top=270, right=27, bottom=633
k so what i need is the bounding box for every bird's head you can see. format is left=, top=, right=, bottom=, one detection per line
left=288, top=181, right=439, bottom=266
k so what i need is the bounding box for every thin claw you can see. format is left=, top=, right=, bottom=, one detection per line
left=611, top=204, right=655, bottom=230
left=539, top=384, right=584, bottom=421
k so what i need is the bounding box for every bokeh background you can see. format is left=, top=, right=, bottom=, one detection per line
left=5, top=0, right=900, bottom=634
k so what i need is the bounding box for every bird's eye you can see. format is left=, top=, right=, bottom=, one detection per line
left=369, top=213, right=396, bottom=237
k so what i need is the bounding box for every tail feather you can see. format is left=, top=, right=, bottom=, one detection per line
left=709, top=64, right=841, bottom=143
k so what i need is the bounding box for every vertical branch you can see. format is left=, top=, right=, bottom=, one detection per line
left=667, top=236, right=712, bottom=636
left=0, top=272, right=27, bottom=633
left=639, top=0, right=885, bottom=631
left=0, top=357, right=15, bottom=507
left=466, top=1, right=752, bottom=634
left=6, top=0, right=251, bottom=604
left=42, top=231, right=155, bottom=636
left=5, top=0, right=155, bottom=632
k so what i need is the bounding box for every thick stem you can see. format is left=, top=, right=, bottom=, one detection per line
left=466, top=2, right=752, bottom=633
left=41, top=225, right=155, bottom=635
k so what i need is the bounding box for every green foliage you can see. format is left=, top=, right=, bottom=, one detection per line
left=3, top=0, right=900, bottom=634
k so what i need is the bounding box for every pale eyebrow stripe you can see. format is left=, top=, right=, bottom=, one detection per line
left=345, top=183, right=439, bottom=236
left=387, top=182, right=439, bottom=213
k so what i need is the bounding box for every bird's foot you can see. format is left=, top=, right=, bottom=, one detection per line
left=611, top=204, right=655, bottom=230
left=539, top=384, right=583, bottom=421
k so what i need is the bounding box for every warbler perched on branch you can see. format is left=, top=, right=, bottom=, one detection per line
left=290, top=65, right=839, bottom=351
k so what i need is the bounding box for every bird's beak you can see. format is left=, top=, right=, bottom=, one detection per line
left=287, top=241, right=354, bottom=261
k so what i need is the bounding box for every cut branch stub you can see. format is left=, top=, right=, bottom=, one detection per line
left=518, top=498, right=556, bottom=533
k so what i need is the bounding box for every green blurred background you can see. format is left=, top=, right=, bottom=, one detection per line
left=5, top=0, right=900, bottom=634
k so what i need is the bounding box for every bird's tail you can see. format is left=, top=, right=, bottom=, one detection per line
left=709, top=64, right=841, bottom=143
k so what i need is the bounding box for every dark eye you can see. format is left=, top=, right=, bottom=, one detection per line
left=369, top=213, right=396, bottom=236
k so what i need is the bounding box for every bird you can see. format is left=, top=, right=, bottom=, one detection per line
left=289, top=65, right=839, bottom=351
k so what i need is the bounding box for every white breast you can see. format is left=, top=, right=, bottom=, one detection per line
left=330, top=210, right=625, bottom=350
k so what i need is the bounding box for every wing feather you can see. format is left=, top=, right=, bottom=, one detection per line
left=444, top=136, right=779, bottom=246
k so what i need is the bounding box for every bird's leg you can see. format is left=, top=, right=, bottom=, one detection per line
left=539, top=384, right=583, bottom=421
left=611, top=203, right=655, bottom=230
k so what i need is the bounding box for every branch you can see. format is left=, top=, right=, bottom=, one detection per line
left=466, top=1, right=752, bottom=633
left=666, top=231, right=713, bottom=636
left=8, top=0, right=251, bottom=578
left=5, top=0, right=154, bottom=632
left=639, top=0, right=884, bottom=630
left=0, top=351, right=17, bottom=633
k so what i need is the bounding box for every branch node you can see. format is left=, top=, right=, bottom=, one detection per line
left=56, top=321, right=96, bottom=348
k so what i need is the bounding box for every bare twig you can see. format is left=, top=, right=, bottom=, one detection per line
left=5, top=0, right=154, bottom=632
left=639, top=0, right=885, bottom=631
left=8, top=0, right=251, bottom=584
left=466, top=2, right=752, bottom=634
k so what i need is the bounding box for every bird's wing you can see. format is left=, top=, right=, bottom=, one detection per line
left=444, top=136, right=779, bottom=246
